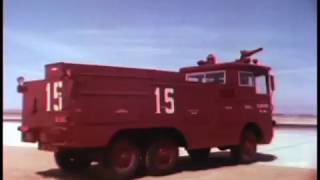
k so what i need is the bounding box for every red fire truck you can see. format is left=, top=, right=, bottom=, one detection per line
left=17, top=48, right=274, bottom=179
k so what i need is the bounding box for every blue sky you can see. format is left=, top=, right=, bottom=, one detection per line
left=4, top=0, right=317, bottom=114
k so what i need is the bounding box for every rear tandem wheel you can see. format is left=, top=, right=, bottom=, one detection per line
left=54, top=150, right=91, bottom=172
left=144, top=137, right=179, bottom=176
left=102, top=138, right=141, bottom=180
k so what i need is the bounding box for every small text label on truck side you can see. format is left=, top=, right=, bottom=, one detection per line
left=154, top=87, right=175, bottom=114
left=46, top=81, right=63, bottom=111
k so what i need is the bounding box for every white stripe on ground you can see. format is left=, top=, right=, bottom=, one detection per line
left=3, top=115, right=21, bottom=120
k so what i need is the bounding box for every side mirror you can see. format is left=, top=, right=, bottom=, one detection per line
left=270, top=75, right=275, bottom=91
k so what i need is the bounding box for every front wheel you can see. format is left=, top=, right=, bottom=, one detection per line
left=54, top=150, right=91, bottom=172
left=231, top=130, right=257, bottom=163
left=145, top=138, right=179, bottom=176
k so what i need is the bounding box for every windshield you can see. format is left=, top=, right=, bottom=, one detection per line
left=238, top=71, right=270, bottom=95
left=255, top=75, right=268, bottom=95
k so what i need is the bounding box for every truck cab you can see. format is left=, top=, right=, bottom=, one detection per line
left=178, top=48, right=274, bottom=147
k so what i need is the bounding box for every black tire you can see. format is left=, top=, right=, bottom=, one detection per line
left=54, top=150, right=91, bottom=172
left=188, top=148, right=210, bottom=162
left=145, top=138, right=179, bottom=176
left=231, top=130, right=257, bottom=163
left=102, top=138, right=141, bottom=180
left=135, top=143, right=148, bottom=177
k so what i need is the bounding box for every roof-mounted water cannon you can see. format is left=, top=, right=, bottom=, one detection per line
left=236, top=47, right=263, bottom=64
left=197, top=53, right=217, bottom=66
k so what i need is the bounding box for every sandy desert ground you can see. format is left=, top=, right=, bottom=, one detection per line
left=3, top=117, right=317, bottom=180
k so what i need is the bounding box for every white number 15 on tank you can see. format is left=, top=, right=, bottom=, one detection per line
left=46, top=81, right=63, bottom=112
left=154, top=87, right=175, bottom=114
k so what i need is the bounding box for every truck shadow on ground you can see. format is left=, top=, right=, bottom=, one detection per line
left=37, top=152, right=277, bottom=180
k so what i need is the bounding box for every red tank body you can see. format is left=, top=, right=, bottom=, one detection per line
left=17, top=48, right=275, bottom=178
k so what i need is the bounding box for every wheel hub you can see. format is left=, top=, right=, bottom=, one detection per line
left=155, top=146, right=174, bottom=166
left=114, top=148, right=134, bottom=169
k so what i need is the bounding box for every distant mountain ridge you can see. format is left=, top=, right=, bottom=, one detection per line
left=273, top=113, right=317, bottom=118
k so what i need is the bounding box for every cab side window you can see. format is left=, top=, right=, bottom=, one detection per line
left=186, top=74, right=205, bottom=83
left=186, top=71, right=226, bottom=84
left=205, top=71, right=225, bottom=84
left=239, top=71, right=254, bottom=87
